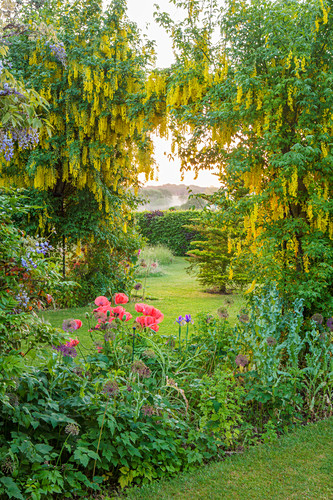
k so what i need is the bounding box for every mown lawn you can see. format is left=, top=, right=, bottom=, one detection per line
left=123, top=417, right=333, bottom=500
left=41, top=257, right=244, bottom=347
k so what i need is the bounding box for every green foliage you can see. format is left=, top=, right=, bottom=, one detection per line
left=187, top=191, right=248, bottom=292
left=136, top=210, right=203, bottom=256
left=199, top=368, right=245, bottom=446
left=158, top=0, right=333, bottom=313
left=231, top=285, right=333, bottom=427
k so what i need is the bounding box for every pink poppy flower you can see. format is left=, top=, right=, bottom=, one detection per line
left=150, top=323, right=159, bottom=332
left=113, top=305, right=126, bottom=316
left=121, top=312, right=133, bottom=321
left=135, top=303, right=146, bottom=313
left=69, top=338, right=79, bottom=347
left=95, top=296, right=110, bottom=307
left=114, top=293, right=129, bottom=305
left=135, top=316, right=147, bottom=328
left=151, top=308, right=164, bottom=323
left=143, top=304, right=155, bottom=316
left=74, top=319, right=82, bottom=329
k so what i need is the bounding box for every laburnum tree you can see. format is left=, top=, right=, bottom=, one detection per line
left=155, top=0, right=333, bottom=312
left=1, top=0, right=164, bottom=300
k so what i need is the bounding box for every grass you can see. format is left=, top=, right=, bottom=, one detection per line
left=41, top=257, right=245, bottom=347
left=123, top=417, right=333, bottom=500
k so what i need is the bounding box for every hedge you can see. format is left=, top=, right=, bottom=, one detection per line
left=135, top=210, right=203, bottom=256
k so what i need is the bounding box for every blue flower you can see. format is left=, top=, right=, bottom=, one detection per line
left=184, top=314, right=193, bottom=324
left=176, top=316, right=185, bottom=325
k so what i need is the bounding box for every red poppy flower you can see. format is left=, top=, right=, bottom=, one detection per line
left=151, top=308, right=164, bottom=323
left=114, top=293, right=129, bottom=305
left=94, top=296, right=110, bottom=307
left=135, top=316, right=147, bottom=328
left=135, top=303, right=145, bottom=313
left=74, top=319, right=82, bottom=329
left=69, top=338, right=79, bottom=347
left=150, top=323, right=159, bottom=332
left=113, top=305, right=126, bottom=316
left=120, top=311, right=132, bottom=321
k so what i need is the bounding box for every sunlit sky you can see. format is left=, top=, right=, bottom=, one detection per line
left=126, top=0, right=221, bottom=187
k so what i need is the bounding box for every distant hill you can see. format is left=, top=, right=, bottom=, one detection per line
left=137, top=184, right=218, bottom=211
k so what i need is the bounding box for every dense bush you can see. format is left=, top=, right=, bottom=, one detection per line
left=1, top=281, right=332, bottom=498
left=135, top=210, right=203, bottom=256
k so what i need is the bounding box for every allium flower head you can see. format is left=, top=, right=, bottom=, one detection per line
left=326, top=317, right=333, bottom=331
left=311, top=313, right=323, bottom=325
left=142, top=405, right=155, bottom=416
left=1, top=456, right=14, bottom=475
left=235, top=354, right=249, bottom=367
left=217, top=308, right=229, bottom=320
left=239, top=313, right=250, bottom=324
left=266, top=336, right=277, bottom=347
left=134, top=282, right=142, bottom=291
left=131, top=360, right=151, bottom=378
left=65, top=423, right=80, bottom=436
left=62, top=319, right=78, bottom=332
left=103, top=381, right=119, bottom=396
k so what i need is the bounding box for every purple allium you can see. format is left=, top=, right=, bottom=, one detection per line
left=142, top=405, right=155, bottom=416
left=53, top=342, right=77, bottom=358
left=217, top=308, right=229, bottom=319
left=311, top=313, right=323, bottom=325
left=62, top=319, right=78, bottom=332
left=235, top=354, right=249, bottom=367
left=103, top=381, right=119, bottom=396
left=1, top=457, right=14, bottom=475
left=326, top=317, right=333, bottom=331
left=239, top=313, right=250, bottom=323
left=65, top=423, right=80, bottom=436
left=134, top=282, right=142, bottom=291
left=266, top=336, right=277, bottom=347
left=131, top=360, right=151, bottom=378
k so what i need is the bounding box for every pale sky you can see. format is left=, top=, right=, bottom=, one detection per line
left=126, top=0, right=221, bottom=187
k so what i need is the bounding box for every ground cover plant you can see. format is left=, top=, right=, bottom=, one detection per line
left=2, top=266, right=333, bottom=497
left=124, top=417, right=333, bottom=500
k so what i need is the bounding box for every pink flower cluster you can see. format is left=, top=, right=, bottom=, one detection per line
left=134, top=303, right=164, bottom=332
left=93, top=294, right=133, bottom=328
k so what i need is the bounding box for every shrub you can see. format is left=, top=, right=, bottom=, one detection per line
left=135, top=210, right=202, bottom=256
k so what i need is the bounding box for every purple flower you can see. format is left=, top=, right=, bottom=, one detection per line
left=176, top=316, right=185, bottom=325
left=53, top=342, right=77, bottom=358
left=235, top=354, right=249, bottom=367
left=327, top=317, right=333, bottom=331
left=184, top=314, right=193, bottom=324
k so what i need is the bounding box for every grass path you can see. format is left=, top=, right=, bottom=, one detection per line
left=124, top=417, right=333, bottom=500
left=41, top=258, right=244, bottom=344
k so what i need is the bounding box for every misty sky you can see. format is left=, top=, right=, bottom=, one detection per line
left=126, top=0, right=220, bottom=187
